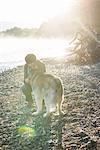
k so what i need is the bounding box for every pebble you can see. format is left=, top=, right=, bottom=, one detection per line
left=0, top=63, right=100, bottom=149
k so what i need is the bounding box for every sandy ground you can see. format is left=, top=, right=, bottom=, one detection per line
left=0, top=60, right=100, bottom=150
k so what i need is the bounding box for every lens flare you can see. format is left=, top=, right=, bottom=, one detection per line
left=18, top=126, right=36, bottom=138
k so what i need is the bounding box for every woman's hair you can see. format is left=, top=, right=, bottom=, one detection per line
left=25, top=54, right=36, bottom=64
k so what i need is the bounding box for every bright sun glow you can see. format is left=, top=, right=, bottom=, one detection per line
left=0, top=0, right=75, bottom=28
left=0, top=0, right=76, bottom=65
left=0, top=38, right=68, bottom=62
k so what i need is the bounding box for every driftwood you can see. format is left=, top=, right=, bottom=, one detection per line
left=69, top=28, right=100, bottom=64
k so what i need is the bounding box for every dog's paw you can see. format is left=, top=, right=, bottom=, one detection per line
left=60, top=110, right=65, bottom=116
left=32, top=111, right=39, bottom=116
left=43, top=112, right=50, bottom=118
left=56, top=110, right=65, bottom=116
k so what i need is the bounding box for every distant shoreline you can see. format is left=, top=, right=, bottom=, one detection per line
left=0, top=57, right=66, bottom=73
left=0, top=61, right=24, bottom=73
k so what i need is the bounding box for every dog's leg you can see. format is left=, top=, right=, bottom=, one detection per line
left=33, top=96, right=43, bottom=115
left=57, top=102, right=62, bottom=115
left=57, top=94, right=64, bottom=115
left=43, top=93, right=56, bottom=117
left=43, top=96, right=51, bottom=117
left=43, top=102, right=50, bottom=117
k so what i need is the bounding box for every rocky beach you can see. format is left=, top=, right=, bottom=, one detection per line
left=0, top=60, right=100, bottom=150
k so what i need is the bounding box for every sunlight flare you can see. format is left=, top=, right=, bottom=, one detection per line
left=0, top=0, right=76, bottom=27
left=18, top=126, right=36, bottom=138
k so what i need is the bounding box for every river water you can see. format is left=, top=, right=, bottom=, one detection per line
left=0, top=37, right=72, bottom=72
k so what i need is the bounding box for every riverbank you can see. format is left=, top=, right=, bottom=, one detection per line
left=0, top=61, right=100, bottom=150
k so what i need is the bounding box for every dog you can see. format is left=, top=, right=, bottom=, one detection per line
left=27, top=71, right=64, bottom=117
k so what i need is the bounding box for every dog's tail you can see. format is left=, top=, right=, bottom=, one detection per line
left=55, top=77, right=64, bottom=96
left=55, top=77, right=64, bottom=114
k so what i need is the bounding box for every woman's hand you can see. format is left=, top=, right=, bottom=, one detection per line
left=24, top=78, right=30, bottom=84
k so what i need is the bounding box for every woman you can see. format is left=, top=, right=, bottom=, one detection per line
left=21, top=53, right=46, bottom=108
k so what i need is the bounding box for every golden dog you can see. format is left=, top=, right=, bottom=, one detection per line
left=28, top=72, right=64, bottom=117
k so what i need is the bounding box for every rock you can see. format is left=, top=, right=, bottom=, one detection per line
left=74, top=131, right=88, bottom=138
left=86, top=140, right=97, bottom=149
left=0, top=62, right=100, bottom=150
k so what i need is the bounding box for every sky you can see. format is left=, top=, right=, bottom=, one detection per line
left=0, top=0, right=77, bottom=29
